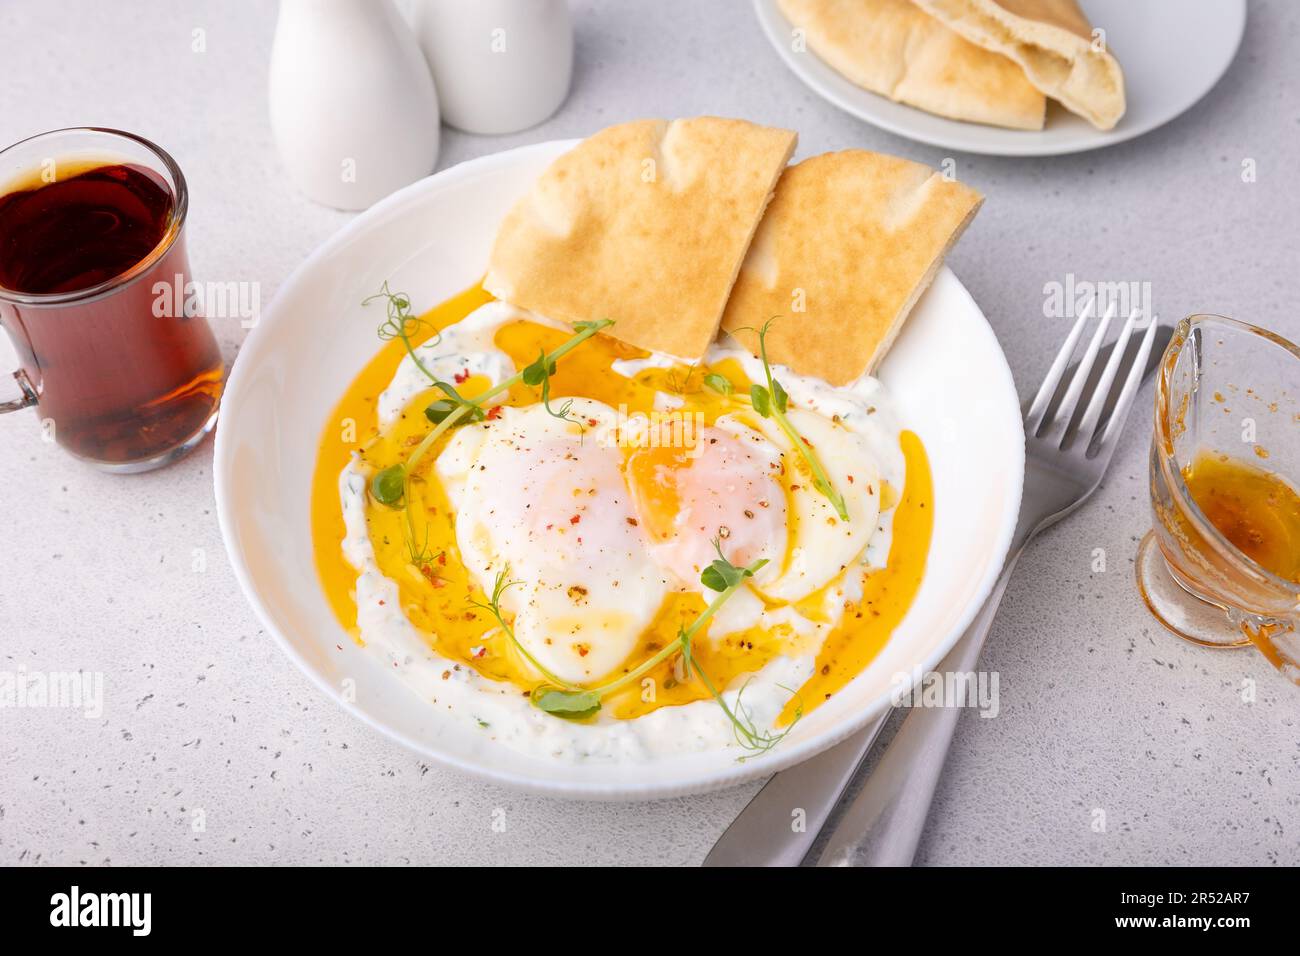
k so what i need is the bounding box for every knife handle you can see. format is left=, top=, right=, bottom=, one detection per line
left=816, top=558, right=1020, bottom=867
left=701, top=710, right=890, bottom=867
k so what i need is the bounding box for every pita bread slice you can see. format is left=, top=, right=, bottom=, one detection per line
left=911, top=0, right=1126, bottom=129
left=484, top=117, right=797, bottom=360
left=778, top=0, right=1046, bottom=130
left=720, top=150, right=982, bottom=386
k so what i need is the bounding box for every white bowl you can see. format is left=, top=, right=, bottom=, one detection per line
left=214, top=140, right=1024, bottom=799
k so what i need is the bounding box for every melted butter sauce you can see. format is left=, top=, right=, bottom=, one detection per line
left=1183, top=450, right=1300, bottom=584
left=777, top=429, right=932, bottom=725
left=310, top=286, right=933, bottom=724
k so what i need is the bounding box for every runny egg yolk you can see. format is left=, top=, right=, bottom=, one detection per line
left=625, top=425, right=789, bottom=586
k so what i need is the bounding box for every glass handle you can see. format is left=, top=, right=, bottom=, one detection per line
left=1258, top=621, right=1300, bottom=686
left=1275, top=625, right=1300, bottom=681
left=0, top=368, right=37, bottom=413
left=1234, top=612, right=1300, bottom=686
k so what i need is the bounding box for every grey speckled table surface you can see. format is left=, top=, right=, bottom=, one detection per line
left=1, top=0, right=1297, bottom=867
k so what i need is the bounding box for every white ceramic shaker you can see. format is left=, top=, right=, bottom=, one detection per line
left=408, top=0, right=573, bottom=135
left=269, top=0, right=440, bottom=210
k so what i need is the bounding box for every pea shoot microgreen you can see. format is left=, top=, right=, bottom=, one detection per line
left=370, top=463, right=406, bottom=506
left=368, top=283, right=488, bottom=428
left=702, top=372, right=733, bottom=397
left=468, top=568, right=587, bottom=696
left=522, top=349, right=578, bottom=430
left=675, top=543, right=801, bottom=760
left=425, top=377, right=485, bottom=426
left=740, top=318, right=849, bottom=522
left=368, top=283, right=439, bottom=382
left=362, top=284, right=613, bottom=569
left=531, top=686, right=602, bottom=721
left=398, top=314, right=613, bottom=478
left=699, top=541, right=756, bottom=592
left=476, top=541, right=801, bottom=757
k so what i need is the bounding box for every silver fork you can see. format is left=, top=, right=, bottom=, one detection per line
left=704, top=303, right=1163, bottom=867
left=812, top=304, right=1159, bottom=866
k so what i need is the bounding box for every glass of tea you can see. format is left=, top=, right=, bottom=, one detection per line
left=1136, top=314, right=1300, bottom=683
left=0, top=128, right=224, bottom=471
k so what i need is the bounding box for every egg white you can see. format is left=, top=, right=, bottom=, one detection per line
left=437, top=398, right=671, bottom=685
left=739, top=408, right=882, bottom=603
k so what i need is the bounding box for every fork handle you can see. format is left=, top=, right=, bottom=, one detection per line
left=816, top=546, right=1026, bottom=867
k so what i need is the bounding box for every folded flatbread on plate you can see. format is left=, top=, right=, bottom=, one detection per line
left=910, top=0, right=1125, bottom=130
left=485, top=117, right=797, bottom=360
left=721, top=150, right=982, bottom=386
left=778, top=0, right=1046, bottom=130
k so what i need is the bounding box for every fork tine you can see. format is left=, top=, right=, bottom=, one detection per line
left=1073, top=307, right=1140, bottom=447
left=1025, top=298, right=1095, bottom=435
left=1040, top=301, right=1117, bottom=445
left=1093, top=317, right=1161, bottom=457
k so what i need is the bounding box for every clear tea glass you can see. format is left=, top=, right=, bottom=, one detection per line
left=0, top=128, right=224, bottom=472
left=1136, top=315, right=1300, bottom=683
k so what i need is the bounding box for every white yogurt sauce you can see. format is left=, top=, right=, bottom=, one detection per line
left=339, top=302, right=905, bottom=763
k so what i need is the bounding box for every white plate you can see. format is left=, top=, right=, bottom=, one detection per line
left=214, top=140, right=1024, bottom=799
left=754, top=0, right=1246, bottom=156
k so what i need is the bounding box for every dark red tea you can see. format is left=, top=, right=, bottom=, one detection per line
left=0, top=161, right=223, bottom=466
left=0, top=164, right=174, bottom=294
